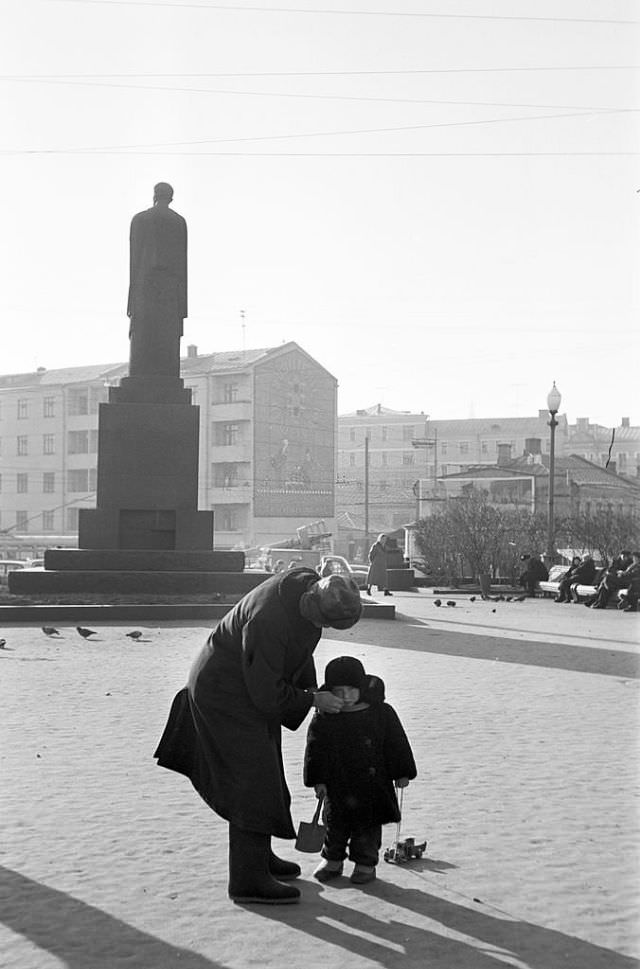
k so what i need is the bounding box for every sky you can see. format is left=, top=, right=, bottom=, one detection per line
left=1, top=0, right=638, bottom=426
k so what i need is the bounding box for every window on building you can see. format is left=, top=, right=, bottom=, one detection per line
left=90, top=430, right=99, bottom=453
left=68, top=469, right=89, bottom=491
left=440, top=442, right=448, bottom=455
left=17, top=398, right=29, bottom=419
left=43, top=472, right=55, bottom=493
left=68, top=388, right=89, bottom=416
left=402, top=425, right=415, bottom=441
left=188, top=387, right=198, bottom=405
left=89, top=468, right=97, bottom=491
left=220, top=509, right=239, bottom=531
left=17, top=473, right=28, bottom=494
left=16, top=510, right=29, bottom=532
left=43, top=397, right=55, bottom=418
left=89, top=387, right=107, bottom=413
left=381, top=452, right=388, bottom=466
left=441, top=464, right=448, bottom=475
left=66, top=507, right=79, bottom=530
left=42, top=510, right=55, bottom=531
left=600, top=454, right=608, bottom=466
left=379, top=480, right=388, bottom=492
left=214, top=423, right=239, bottom=446
left=403, top=453, right=415, bottom=466
left=349, top=428, right=356, bottom=442
left=618, top=453, right=628, bottom=471
left=381, top=426, right=388, bottom=441
left=459, top=442, right=469, bottom=455
left=68, top=430, right=89, bottom=454
left=213, top=463, right=239, bottom=488
left=17, top=435, right=28, bottom=456
left=43, top=434, right=55, bottom=455
left=349, top=454, right=356, bottom=466
left=481, top=441, right=488, bottom=454
left=223, top=382, right=238, bottom=403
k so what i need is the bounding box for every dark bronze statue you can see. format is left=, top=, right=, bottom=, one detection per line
left=127, top=182, right=187, bottom=378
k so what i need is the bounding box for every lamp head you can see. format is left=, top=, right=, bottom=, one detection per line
left=547, top=381, right=562, bottom=415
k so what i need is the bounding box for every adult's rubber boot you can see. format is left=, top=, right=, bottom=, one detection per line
left=228, top=825, right=300, bottom=905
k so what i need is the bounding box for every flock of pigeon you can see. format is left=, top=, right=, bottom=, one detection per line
left=0, top=627, right=147, bottom=649
left=433, top=594, right=527, bottom=607
left=41, top=626, right=146, bottom=640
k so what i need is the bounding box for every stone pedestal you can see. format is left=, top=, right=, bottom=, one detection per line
left=78, top=376, right=213, bottom=551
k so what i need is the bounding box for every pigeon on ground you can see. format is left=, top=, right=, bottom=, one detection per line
left=488, top=595, right=500, bottom=601
left=514, top=594, right=527, bottom=602
left=505, top=596, right=513, bottom=602
left=446, top=600, right=456, bottom=607
left=0, top=638, right=7, bottom=649
left=469, top=596, right=476, bottom=603
left=492, top=609, right=497, bottom=613
left=434, top=599, right=442, bottom=607
left=42, top=626, right=61, bottom=637
left=76, top=626, right=97, bottom=639
left=125, top=631, right=144, bottom=640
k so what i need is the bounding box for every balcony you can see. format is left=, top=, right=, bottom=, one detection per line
left=207, top=484, right=252, bottom=504
left=210, top=443, right=252, bottom=463
left=210, top=400, right=253, bottom=422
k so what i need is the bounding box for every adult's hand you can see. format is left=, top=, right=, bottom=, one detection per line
left=313, top=691, right=344, bottom=713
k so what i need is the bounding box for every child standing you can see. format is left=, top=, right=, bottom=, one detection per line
left=303, top=656, right=417, bottom=884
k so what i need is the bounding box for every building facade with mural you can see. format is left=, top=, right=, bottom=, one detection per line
left=0, top=342, right=336, bottom=555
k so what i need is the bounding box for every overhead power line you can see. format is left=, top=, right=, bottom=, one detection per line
left=2, top=150, right=635, bottom=157
left=3, top=66, right=639, bottom=77
left=54, top=1, right=640, bottom=26
left=4, top=76, right=637, bottom=112
left=3, top=108, right=631, bottom=156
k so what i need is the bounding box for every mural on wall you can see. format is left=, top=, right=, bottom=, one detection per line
left=254, top=350, right=335, bottom=517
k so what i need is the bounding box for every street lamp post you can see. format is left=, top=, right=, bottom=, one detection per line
left=546, top=381, right=562, bottom=565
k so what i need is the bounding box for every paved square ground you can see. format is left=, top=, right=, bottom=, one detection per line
left=1, top=592, right=638, bottom=968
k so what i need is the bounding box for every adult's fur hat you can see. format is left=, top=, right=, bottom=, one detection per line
left=315, top=573, right=363, bottom=629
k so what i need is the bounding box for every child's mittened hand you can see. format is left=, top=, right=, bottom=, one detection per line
left=315, top=784, right=328, bottom=798
left=396, top=777, right=410, bottom=789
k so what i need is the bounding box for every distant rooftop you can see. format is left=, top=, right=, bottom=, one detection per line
left=0, top=341, right=335, bottom=388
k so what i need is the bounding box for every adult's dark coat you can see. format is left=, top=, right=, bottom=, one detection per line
left=570, top=559, right=597, bottom=585
left=154, top=569, right=321, bottom=839
left=366, top=540, right=389, bottom=589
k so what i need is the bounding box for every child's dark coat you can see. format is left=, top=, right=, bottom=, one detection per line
left=303, top=700, right=417, bottom=828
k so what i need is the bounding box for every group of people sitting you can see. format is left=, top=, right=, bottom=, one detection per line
left=555, top=549, right=640, bottom=612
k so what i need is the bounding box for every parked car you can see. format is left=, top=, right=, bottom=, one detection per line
left=318, top=554, right=368, bottom=590
left=0, top=560, right=29, bottom=586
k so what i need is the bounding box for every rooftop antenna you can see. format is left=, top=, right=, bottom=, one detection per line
left=240, top=309, right=246, bottom=354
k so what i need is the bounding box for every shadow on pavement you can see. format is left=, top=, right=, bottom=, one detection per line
left=253, top=878, right=638, bottom=969
left=331, top=619, right=640, bottom=679
left=0, top=866, right=222, bottom=969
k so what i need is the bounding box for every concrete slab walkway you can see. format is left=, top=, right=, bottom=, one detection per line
left=1, top=592, right=638, bottom=968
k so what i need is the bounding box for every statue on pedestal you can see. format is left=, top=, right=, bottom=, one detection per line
left=127, top=182, right=187, bottom=378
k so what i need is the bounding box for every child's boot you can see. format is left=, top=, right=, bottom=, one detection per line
left=350, top=864, right=376, bottom=885
left=313, top=859, right=343, bottom=883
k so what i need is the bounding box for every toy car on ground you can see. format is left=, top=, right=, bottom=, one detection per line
left=384, top=837, right=427, bottom=863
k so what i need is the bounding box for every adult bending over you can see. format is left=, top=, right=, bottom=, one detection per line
left=154, top=567, right=362, bottom=905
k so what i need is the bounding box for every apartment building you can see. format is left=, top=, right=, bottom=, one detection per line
left=0, top=341, right=336, bottom=554
left=337, top=404, right=570, bottom=532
